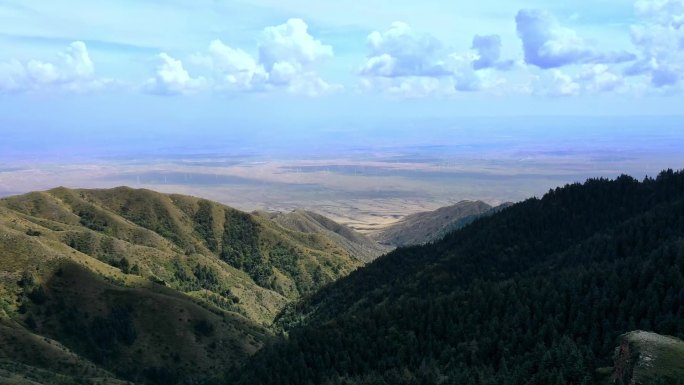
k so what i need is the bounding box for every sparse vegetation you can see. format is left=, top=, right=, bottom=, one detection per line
left=25, top=228, right=42, bottom=237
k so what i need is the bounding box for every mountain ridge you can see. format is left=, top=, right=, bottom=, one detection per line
left=0, top=186, right=386, bottom=384
left=370, top=200, right=509, bottom=247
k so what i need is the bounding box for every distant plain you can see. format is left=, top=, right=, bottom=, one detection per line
left=2, top=117, right=683, bottom=232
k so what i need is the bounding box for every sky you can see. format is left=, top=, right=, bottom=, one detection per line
left=1, top=0, right=684, bottom=155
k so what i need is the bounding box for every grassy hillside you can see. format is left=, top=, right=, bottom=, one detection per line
left=0, top=186, right=371, bottom=384
left=236, top=170, right=684, bottom=385
left=257, top=209, right=392, bottom=262
left=0, top=202, right=268, bottom=384
left=370, top=200, right=498, bottom=246
left=0, top=187, right=366, bottom=323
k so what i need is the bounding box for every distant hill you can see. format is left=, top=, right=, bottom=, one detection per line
left=0, top=186, right=367, bottom=384
left=236, top=170, right=684, bottom=385
left=371, top=200, right=511, bottom=247
left=256, top=209, right=391, bottom=262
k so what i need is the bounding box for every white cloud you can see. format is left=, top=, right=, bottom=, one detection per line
left=60, top=41, right=95, bottom=79
left=445, top=53, right=482, bottom=91
left=190, top=18, right=339, bottom=96
left=258, top=18, right=333, bottom=70
left=0, top=41, right=108, bottom=93
left=516, top=9, right=636, bottom=69
left=359, top=54, right=397, bottom=77
left=360, top=22, right=449, bottom=78
left=627, top=0, right=684, bottom=87
left=197, top=39, right=269, bottom=91
left=359, top=22, right=515, bottom=96
left=145, top=53, right=206, bottom=95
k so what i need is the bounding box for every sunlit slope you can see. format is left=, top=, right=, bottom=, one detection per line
left=258, top=209, right=391, bottom=262
left=0, top=186, right=371, bottom=384
left=0, top=212, right=267, bottom=384
left=370, top=200, right=497, bottom=246
left=0, top=187, right=364, bottom=323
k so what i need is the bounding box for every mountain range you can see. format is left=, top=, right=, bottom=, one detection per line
left=1, top=170, right=684, bottom=384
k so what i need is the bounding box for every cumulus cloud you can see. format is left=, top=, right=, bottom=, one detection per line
left=145, top=53, right=205, bottom=95
left=471, top=35, right=513, bottom=70
left=360, top=22, right=449, bottom=78
left=0, top=41, right=107, bottom=93
left=516, top=9, right=636, bottom=69
left=192, top=18, right=339, bottom=96
left=258, top=18, right=333, bottom=71
left=198, top=40, right=269, bottom=91
left=626, top=0, right=684, bottom=87
left=359, top=23, right=514, bottom=96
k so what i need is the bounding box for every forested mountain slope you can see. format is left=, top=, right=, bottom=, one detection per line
left=236, top=170, right=684, bottom=385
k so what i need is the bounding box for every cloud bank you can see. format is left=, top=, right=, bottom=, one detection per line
left=4, top=0, right=684, bottom=98
left=358, top=22, right=512, bottom=96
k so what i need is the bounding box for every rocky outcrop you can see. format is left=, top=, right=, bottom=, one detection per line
left=611, top=331, right=684, bottom=385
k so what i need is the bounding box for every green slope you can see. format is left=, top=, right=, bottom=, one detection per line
left=236, top=170, right=684, bottom=385
left=0, top=186, right=370, bottom=384
left=0, top=187, right=365, bottom=323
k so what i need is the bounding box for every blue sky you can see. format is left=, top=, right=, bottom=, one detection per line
left=1, top=0, right=683, bottom=146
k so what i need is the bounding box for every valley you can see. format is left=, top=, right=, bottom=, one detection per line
left=1, top=170, right=683, bottom=384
